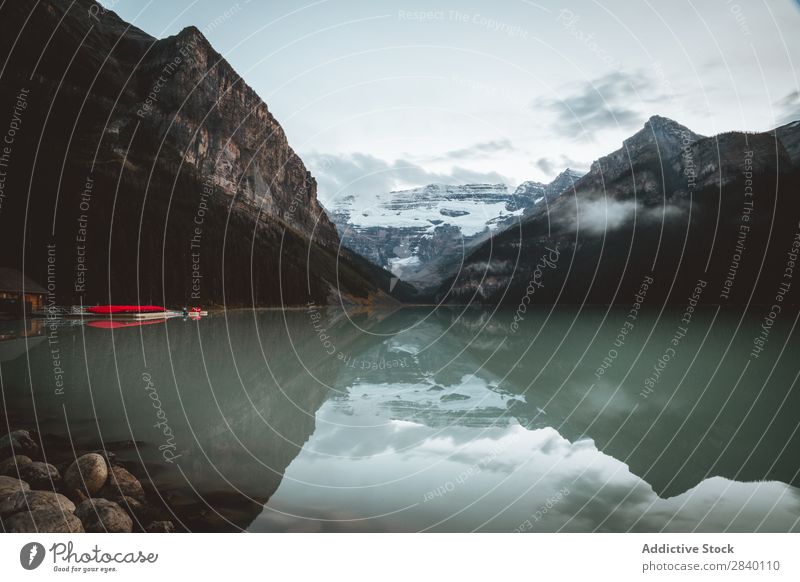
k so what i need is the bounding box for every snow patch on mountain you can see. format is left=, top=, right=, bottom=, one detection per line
left=329, top=170, right=585, bottom=286
left=332, top=184, right=526, bottom=237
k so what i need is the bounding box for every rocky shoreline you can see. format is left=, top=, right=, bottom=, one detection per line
left=1, top=429, right=175, bottom=533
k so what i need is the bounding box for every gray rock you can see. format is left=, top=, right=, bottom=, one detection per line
left=0, top=490, right=75, bottom=518
left=4, top=509, right=84, bottom=533
left=146, top=520, right=175, bottom=533
left=440, top=393, right=470, bottom=402
left=75, top=498, right=132, bottom=533
left=63, top=453, right=108, bottom=495
left=99, top=466, right=145, bottom=502
left=88, top=449, right=116, bottom=467
left=117, top=495, right=144, bottom=517
left=18, top=462, right=60, bottom=490
left=0, top=430, right=38, bottom=457
left=118, top=495, right=162, bottom=526
left=0, top=475, right=29, bottom=500
left=0, top=455, right=32, bottom=477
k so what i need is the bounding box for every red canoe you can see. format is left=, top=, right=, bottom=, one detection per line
left=86, top=305, right=166, bottom=315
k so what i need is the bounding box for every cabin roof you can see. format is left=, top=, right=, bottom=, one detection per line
left=0, top=268, right=48, bottom=295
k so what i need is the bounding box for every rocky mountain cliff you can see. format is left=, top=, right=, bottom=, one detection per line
left=513, top=168, right=584, bottom=212
left=330, top=171, right=583, bottom=288
left=0, top=0, right=403, bottom=306
left=436, top=116, right=800, bottom=306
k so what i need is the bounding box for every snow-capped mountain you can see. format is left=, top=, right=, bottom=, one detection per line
left=329, top=171, right=584, bottom=288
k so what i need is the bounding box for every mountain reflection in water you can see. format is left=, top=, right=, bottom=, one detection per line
left=1, top=307, right=798, bottom=532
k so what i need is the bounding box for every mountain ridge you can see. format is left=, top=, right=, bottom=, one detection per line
left=434, top=115, right=800, bottom=306
left=0, top=0, right=404, bottom=306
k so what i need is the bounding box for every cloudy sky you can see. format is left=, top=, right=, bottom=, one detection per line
left=102, top=0, right=800, bottom=205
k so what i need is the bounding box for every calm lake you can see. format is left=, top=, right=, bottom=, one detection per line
left=1, top=306, right=799, bottom=532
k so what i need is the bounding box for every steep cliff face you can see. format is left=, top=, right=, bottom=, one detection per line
left=14, top=3, right=336, bottom=245
left=127, top=25, right=338, bottom=244
left=0, top=0, right=390, bottom=306
left=437, top=116, right=800, bottom=306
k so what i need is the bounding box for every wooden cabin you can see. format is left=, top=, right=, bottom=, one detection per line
left=0, top=268, right=47, bottom=314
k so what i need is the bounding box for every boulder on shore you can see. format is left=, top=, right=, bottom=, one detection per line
left=3, top=508, right=84, bottom=533
left=0, top=475, right=30, bottom=501
left=75, top=498, right=132, bottom=533
left=18, top=462, right=61, bottom=490
left=146, top=520, right=175, bottom=533
left=99, top=466, right=145, bottom=502
left=0, top=455, right=33, bottom=477
left=0, top=430, right=38, bottom=458
left=63, top=453, right=108, bottom=495
left=0, top=490, right=75, bottom=518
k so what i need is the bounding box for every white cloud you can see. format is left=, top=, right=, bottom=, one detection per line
left=776, top=90, right=800, bottom=125
left=561, top=196, right=686, bottom=235
left=307, top=151, right=510, bottom=205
